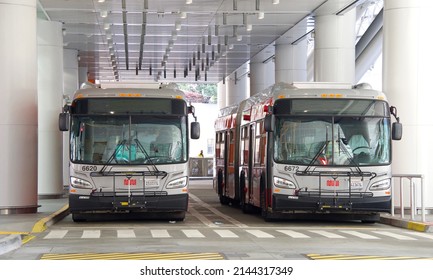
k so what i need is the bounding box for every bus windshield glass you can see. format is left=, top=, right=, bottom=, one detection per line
left=70, top=115, right=188, bottom=165
left=273, top=99, right=391, bottom=166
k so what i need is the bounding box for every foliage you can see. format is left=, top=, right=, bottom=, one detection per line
left=177, top=83, right=217, bottom=104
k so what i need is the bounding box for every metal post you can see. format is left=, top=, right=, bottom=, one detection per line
left=421, top=175, right=426, bottom=222
left=410, top=178, right=415, bottom=220
left=400, top=177, right=404, bottom=219
left=391, top=177, right=395, bottom=217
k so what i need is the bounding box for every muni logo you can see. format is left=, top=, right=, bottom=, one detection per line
left=326, top=180, right=339, bottom=187
left=124, top=179, right=137, bottom=186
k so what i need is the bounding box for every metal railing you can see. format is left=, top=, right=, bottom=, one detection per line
left=391, top=174, right=426, bottom=222
left=189, top=157, right=213, bottom=177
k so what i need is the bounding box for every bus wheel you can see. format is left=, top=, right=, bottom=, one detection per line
left=217, top=169, right=224, bottom=195
left=171, top=211, right=186, bottom=221
left=219, top=195, right=230, bottom=205
left=361, top=213, right=379, bottom=223
left=217, top=169, right=230, bottom=205
left=259, top=176, right=268, bottom=219
left=239, top=171, right=253, bottom=214
left=72, top=213, right=86, bottom=222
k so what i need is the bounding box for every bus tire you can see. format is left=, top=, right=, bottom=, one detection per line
left=72, top=213, right=86, bottom=222
left=171, top=211, right=186, bottom=221
left=219, top=195, right=230, bottom=205
left=217, top=169, right=230, bottom=205
left=361, top=212, right=379, bottom=223
left=217, top=169, right=224, bottom=195
left=240, top=172, right=253, bottom=213
left=259, top=175, right=268, bottom=219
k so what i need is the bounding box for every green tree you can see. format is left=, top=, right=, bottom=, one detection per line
left=177, top=83, right=217, bottom=103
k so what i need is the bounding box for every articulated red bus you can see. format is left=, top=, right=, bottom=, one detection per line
left=214, top=82, right=402, bottom=222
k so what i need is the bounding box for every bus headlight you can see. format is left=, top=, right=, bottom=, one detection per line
left=273, top=177, right=296, bottom=189
left=167, top=177, right=187, bottom=189
left=369, top=179, right=391, bottom=191
left=70, top=177, right=92, bottom=189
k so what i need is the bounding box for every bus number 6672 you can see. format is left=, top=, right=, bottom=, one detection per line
left=284, top=166, right=299, bottom=172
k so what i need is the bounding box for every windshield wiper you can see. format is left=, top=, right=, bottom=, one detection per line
left=303, top=140, right=329, bottom=174
left=337, top=138, right=364, bottom=176
left=134, top=139, right=160, bottom=173
left=100, top=139, right=127, bottom=174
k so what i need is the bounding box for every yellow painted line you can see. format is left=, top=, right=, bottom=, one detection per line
left=21, top=235, right=36, bottom=244
left=0, top=231, right=29, bottom=235
left=0, top=231, right=35, bottom=245
left=407, top=221, right=427, bottom=232
left=41, top=252, right=225, bottom=260
left=0, top=203, right=70, bottom=246
left=307, top=254, right=433, bottom=260
left=31, top=203, right=69, bottom=233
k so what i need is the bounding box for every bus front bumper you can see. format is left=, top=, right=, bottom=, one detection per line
left=69, top=193, right=188, bottom=213
left=272, top=193, right=391, bottom=213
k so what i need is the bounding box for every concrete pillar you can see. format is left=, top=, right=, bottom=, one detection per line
left=0, top=0, right=38, bottom=214
left=383, top=0, right=433, bottom=209
left=275, top=42, right=307, bottom=83
left=226, top=67, right=249, bottom=107
left=250, top=62, right=265, bottom=96
left=249, top=59, right=276, bottom=96
left=314, top=7, right=356, bottom=83
left=355, top=29, right=382, bottom=83
left=217, top=80, right=227, bottom=109
left=307, top=51, right=314, bottom=82
left=78, top=66, right=88, bottom=87
left=37, top=20, right=64, bottom=197
left=64, top=49, right=79, bottom=100
left=63, top=49, right=79, bottom=186
left=225, top=73, right=237, bottom=107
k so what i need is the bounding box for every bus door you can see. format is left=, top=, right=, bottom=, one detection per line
left=245, top=124, right=254, bottom=204
left=225, top=129, right=236, bottom=199
left=217, top=130, right=230, bottom=199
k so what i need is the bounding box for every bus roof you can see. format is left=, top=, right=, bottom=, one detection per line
left=269, top=82, right=386, bottom=101
left=218, top=82, right=387, bottom=115
left=72, top=85, right=186, bottom=101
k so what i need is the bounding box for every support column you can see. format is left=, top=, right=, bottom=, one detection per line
left=64, top=49, right=79, bottom=100
left=78, top=66, right=88, bottom=87
left=37, top=20, right=64, bottom=197
left=275, top=42, right=307, bottom=84
left=226, top=69, right=249, bottom=107
left=250, top=60, right=274, bottom=96
left=63, top=49, right=79, bottom=186
left=314, top=7, right=356, bottom=83
left=225, top=74, right=237, bottom=107
left=0, top=0, right=38, bottom=214
left=217, top=80, right=227, bottom=109
left=383, top=0, right=433, bottom=209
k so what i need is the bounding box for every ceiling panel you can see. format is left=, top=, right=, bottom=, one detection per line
left=38, top=0, right=359, bottom=83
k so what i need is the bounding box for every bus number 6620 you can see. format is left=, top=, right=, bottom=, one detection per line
left=81, top=165, right=97, bottom=172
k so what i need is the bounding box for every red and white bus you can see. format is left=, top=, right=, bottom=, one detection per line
left=214, top=82, right=402, bottom=222
left=59, top=84, right=200, bottom=222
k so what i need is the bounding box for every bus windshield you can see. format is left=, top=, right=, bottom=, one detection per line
left=273, top=116, right=391, bottom=166
left=70, top=115, right=188, bottom=165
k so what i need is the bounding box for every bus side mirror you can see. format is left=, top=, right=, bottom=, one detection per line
left=191, top=121, right=200, bottom=139
left=264, top=115, right=274, bottom=132
left=392, top=122, right=402, bottom=140
left=59, top=113, right=69, bottom=131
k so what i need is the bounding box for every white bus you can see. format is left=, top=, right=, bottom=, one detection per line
left=59, top=84, right=200, bottom=222
left=214, top=82, right=402, bottom=222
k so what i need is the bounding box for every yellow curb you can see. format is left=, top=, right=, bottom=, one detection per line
left=31, top=204, right=69, bottom=233
left=407, top=221, right=427, bottom=232
left=22, top=235, right=36, bottom=244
